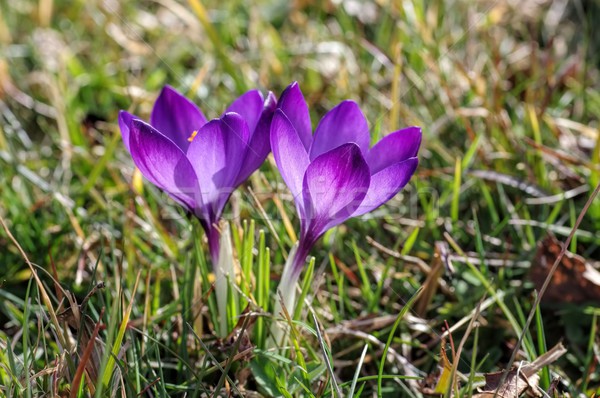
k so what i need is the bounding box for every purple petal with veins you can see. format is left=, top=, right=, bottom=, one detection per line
left=302, top=143, right=370, bottom=240
left=150, top=85, right=208, bottom=152
left=310, top=100, right=370, bottom=160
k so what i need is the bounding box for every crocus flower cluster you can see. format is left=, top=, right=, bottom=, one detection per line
left=119, top=81, right=421, bottom=334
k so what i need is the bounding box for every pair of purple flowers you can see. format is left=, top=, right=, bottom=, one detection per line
left=119, top=82, right=420, bottom=315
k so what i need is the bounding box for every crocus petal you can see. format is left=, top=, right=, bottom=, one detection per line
left=150, top=85, right=208, bottom=152
left=270, top=109, right=310, bottom=206
left=302, top=143, right=370, bottom=239
left=277, top=82, right=312, bottom=151
left=118, top=110, right=138, bottom=154
left=225, top=89, right=264, bottom=134
left=352, top=157, right=418, bottom=217
left=309, top=100, right=370, bottom=160
left=234, top=91, right=277, bottom=186
left=365, top=127, right=422, bottom=174
left=129, top=119, right=200, bottom=212
left=186, top=113, right=249, bottom=220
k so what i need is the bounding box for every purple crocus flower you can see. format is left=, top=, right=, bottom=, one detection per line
left=270, top=82, right=421, bottom=314
left=119, top=85, right=276, bottom=262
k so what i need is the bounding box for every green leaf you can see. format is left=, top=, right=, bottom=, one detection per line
left=250, top=356, right=283, bottom=398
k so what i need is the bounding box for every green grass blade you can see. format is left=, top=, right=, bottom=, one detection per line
left=101, top=271, right=141, bottom=389
left=451, top=157, right=462, bottom=223
left=349, top=344, right=368, bottom=398
left=377, top=287, right=423, bottom=398
left=293, top=257, right=315, bottom=321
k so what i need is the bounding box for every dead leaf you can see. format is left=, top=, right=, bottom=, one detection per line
left=57, top=283, right=107, bottom=386
left=416, top=242, right=451, bottom=317
left=214, top=305, right=256, bottom=360
left=473, top=342, right=567, bottom=398
left=69, top=308, right=105, bottom=398
left=474, top=368, right=540, bottom=398
left=530, top=234, right=600, bottom=304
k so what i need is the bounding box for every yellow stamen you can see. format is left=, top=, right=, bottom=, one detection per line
left=187, top=130, right=198, bottom=142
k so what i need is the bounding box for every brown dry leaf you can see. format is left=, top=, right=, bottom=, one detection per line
left=473, top=342, right=567, bottom=398
left=337, top=314, right=397, bottom=333
left=69, top=308, right=105, bottom=398
left=57, top=283, right=107, bottom=387
left=474, top=369, right=540, bottom=398
left=530, top=234, right=600, bottom=304
left=415, top=241, right=450, bottom=317
left=214, top=305, right=256, bottom=360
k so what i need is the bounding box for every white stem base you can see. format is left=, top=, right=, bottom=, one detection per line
left=214, top=223, right=237, bottom=337
left=270, top=243, right=300, bottom=347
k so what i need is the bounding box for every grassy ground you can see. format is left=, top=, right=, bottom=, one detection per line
left=1, top=0, right=599, bottom=396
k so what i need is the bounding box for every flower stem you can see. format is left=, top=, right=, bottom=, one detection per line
left=207, top=222, right=237, bottom=337
left=206, top=225, right=221, bottom=265
left=270, top=238, right=313, bottom=346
